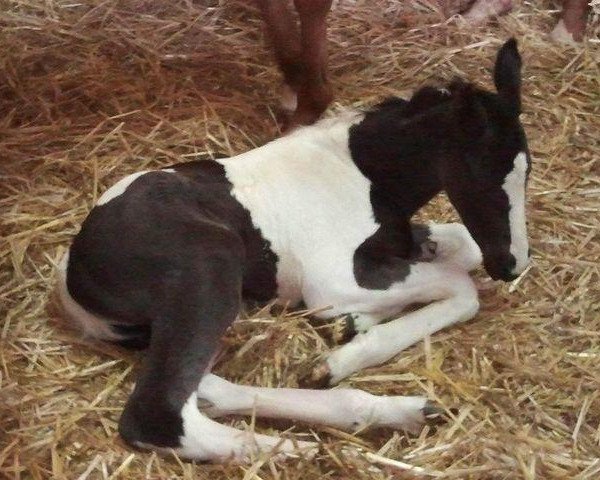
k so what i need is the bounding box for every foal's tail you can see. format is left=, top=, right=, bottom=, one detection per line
left=56, top=251, right=150, bottom=349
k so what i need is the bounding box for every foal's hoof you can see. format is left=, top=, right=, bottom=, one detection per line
left=298, top=361, right=332, bottom=389
left=421, top=401, right=456, bottom=426
left=331, top=314, right=357, bottom=344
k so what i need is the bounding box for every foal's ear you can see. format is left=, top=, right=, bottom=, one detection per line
left=494, top=38, right=522, bottom=116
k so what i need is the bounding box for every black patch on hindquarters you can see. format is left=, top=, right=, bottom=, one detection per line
left=116, top=247, right=244, bottom=450
left=67, top=162, right=279, bottom=328
left=353, top=223, right=433, bottom=290
left=172, top=161, right=279, bottom=302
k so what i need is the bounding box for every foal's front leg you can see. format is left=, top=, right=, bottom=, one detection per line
left=307, top=262, right=480, bottom=386
left=335, top=222, right=483, bottom=336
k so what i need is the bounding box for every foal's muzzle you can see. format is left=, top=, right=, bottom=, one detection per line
left=484, top=253, right=520, bottom=282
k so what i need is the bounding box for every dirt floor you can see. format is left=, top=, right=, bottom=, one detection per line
left=1, top=0, right=599, bottom=478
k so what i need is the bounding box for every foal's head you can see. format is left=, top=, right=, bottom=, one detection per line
left=441, top=39, right=531, bottom=281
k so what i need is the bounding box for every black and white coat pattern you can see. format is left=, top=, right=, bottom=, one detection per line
left=58, top=39, right=531, bottom=462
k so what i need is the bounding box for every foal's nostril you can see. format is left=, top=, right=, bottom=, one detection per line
left=506, top=255, right=516, bottom=271
left=500, top=255, right=518, bottom=281
left=501, top=265, right=519, bottom=281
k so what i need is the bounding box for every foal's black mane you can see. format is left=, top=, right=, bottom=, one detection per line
left=371, top=77, right=498, bottom=123
left=373, top=85, right=453, bottom=118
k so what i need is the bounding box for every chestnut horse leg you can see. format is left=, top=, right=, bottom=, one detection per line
left=291, top=0, right=334, bottom=127
left=551, top=0, right=590, bottom=43
left=255, top=0, right=303, bottom=113
left=256, top=0, right=333, bottom=129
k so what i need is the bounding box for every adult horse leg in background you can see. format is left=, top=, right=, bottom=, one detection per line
left=292, top=0, right=334, bottom=126
left=460, top=0, right=513, bottom=24
left=402, top=0, right=512, bottom=27
left=255, top=0, right=303, bottom=112
left=256, top=0, right=333, bottom=128
left=459, top=0, right=590, bottom=41
left=551, top=0, right=590, bottom=43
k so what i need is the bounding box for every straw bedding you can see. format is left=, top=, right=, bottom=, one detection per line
left=1, top=0, right=599, bottom=478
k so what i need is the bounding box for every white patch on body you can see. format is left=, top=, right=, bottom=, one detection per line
left=197, top=374, right=429, bottom=433
left=96, top=171, right=151, bottom=206
left=56, top=251, right=123, bottom=341
left=550, top=19, right=577, bottom=45
left=502, top=152, right=529, bottom=275
left=217, top=111, right=376, bottom=309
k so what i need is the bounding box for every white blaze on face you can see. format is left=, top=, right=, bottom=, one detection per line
left=502, top=152, right=529, bottom=275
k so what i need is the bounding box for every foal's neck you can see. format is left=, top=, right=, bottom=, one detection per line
left=349, top=98, right=453, bottom=220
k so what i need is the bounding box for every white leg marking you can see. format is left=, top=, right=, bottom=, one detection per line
left=550, top=19, right=577, bottom=45
left=502, top=152, right=530, bottom=275
left=197, top=375, right=430, bottom=433
left=280, top=83, right=298, bottom=112
left=428, top=223, right=483, bottom=271
left=461, top=0, right=512, bottom=24
left=176, top=393, right=316, bottom=462
left=325, top=274, right=479, bottom=384
left=96, top=171, right=151, bottom=206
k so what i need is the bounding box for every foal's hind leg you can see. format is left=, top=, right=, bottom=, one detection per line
left=197, top=374, right=446, bottom=433
left=118, top=249, right=315, bottom=461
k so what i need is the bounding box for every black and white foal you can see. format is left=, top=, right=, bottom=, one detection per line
left=58, top=39, right=531, bottom=462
